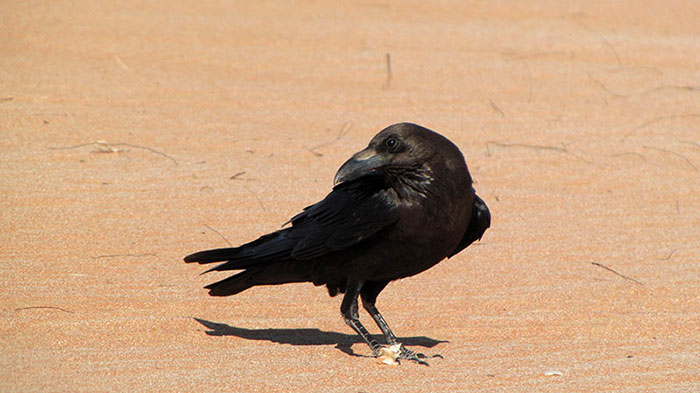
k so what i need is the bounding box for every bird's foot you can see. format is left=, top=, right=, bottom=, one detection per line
left=375, top=344, right=442, bottom=366
left=398, top=344, right=434, bottom=366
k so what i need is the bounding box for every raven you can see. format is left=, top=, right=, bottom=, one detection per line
left=185, top=123, right=490, bottom=365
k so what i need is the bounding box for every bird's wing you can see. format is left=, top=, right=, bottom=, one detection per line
left=447, top=193, right=490, bottom=258
left=289, top=174, right=398, bottom=259
left=185, top=174, right=398, bottom=271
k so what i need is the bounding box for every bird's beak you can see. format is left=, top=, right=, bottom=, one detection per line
left=333, top=148, right=384, bottom=186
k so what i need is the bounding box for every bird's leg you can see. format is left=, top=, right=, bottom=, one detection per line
left=361, top=281, right=438, bottom=366
left=340, top=280, right=383, bottom=356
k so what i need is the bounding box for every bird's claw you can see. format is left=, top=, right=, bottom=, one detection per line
left=397, top=344, right=442, bottom=366
left=398, top=345, right=429, bottom=366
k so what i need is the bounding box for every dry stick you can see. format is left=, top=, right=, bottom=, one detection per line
left=0, top=97, right=13, bottom=103
left=642, top=145, right=698, bottom=172
left=610, top=152, right=648, bottom=162
left=486, top=141, right=594, bottom=164
left=606, top=65, right=663, bottom=76
left=579, top=23, right=622, bottom=67
left=588, top=76, right=699, bottom=98
left=637, top=85, right=700, bottom=96
left=485, top=141, right=567, bottom=157
left=243, top=185, right=267, bottom=211
left=307, top=121, right=353, bottom=157
left=32, top=112, right=68, bottom=117
left=15, top=306, right=74, bottom=314
left=622, top=114, right=700, bottom=141
left=587, top=73, right=626, bottom=98
left=204, top=224, right=232, bottom=246
left=657, top=249, right=677, bottom=261
left=598, top=32, right=622, bottom=66
left=591, top=262, right=644, bottom=286
left=49, top=141, right=179, bottom=165
left=92, top=253, right=157, bottom=259
left=230, top=171, right=246, bottom=180
left=49, top=142, right=95, bottom=150
left=111, top=143, right=178, bottom=165
left=385, top=53, right=392, bottom=88
left=489, top=99, right=505, bottom=117
left=505, top=50, right=570, bottom=61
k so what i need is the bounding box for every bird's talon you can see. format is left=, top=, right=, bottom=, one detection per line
left=396, top=345, right=433, bottom=365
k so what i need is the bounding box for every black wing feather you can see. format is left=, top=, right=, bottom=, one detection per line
left=447, top=193, right=490, bottom=258
left=184, top=174, right=398, bottom=271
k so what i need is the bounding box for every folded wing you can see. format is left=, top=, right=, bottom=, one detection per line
left=183, top=174, right=398, bottom=295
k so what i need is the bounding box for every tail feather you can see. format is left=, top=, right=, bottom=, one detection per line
left=204, top=264, right=307, bottom=296
left=204, top=267, right=264, bottom=296
left=184, top=231, right=294, bottom=273
left=184, top=247, right=241, bottom=264
left=185, top=230, right=309, bottom=296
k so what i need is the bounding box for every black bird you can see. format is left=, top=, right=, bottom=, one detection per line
left=184, top=123, right=490, bottom=365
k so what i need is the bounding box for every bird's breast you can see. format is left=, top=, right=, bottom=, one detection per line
left=354, top=187, right=472, bottom=281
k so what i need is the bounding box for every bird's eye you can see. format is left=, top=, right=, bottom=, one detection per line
left=385, top=137, right=398, bottom=150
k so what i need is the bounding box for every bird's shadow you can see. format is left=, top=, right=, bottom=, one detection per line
left=194, top=317, right=448, bottom=358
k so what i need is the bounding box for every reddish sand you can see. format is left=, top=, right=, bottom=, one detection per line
left=2, top=1, right=698, bottom=392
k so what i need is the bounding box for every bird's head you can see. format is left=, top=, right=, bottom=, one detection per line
left=333, top=123, right=466, bottom=187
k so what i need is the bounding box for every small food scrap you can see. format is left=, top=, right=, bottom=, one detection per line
left=376, top=344, right=401, bottom=366
left=544, top=370, right=563, bottom=377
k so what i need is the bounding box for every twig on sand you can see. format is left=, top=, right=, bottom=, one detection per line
left=204, top=224, right=232, bottom=246
left=591, top=262, right=644, bottom=286
left=636, top=85, right=700, bottom=96
left=485, top=141, right=586, bottom=163
left=15, top=306, right=74, bottom=314
left=621, top=114, right=700, bottom=142
left=307, top=122, right=353, bottom=157
left=385, top=53, right=392, bottom=88
left=578, top=22, right=622, bottom=67
left=243, top=185, right=267, bottom=212
left=116, top=142, right=179, bottom=165
left=91, top=253, right=157, bottom=259
left=485, top=141, right=567, bottom=156
left=656, top=249, right=677, bottom=261
left=610, top=152, right=648, bottom=162
left=49, top=141, right=179, bottom=166
left=230, top=171, right=246, bottom=180
left=489, top=99, right=505, bottom=117
left=587, top=73, right=627, bottom=97
left=486, top=140, right=595, bottom=164
left=590, top=81, right=700, bottom=98
left=642, top=145, right=698, bottom=172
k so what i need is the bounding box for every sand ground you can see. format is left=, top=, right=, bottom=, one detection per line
left=1, top=1, right=699, bottom=392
